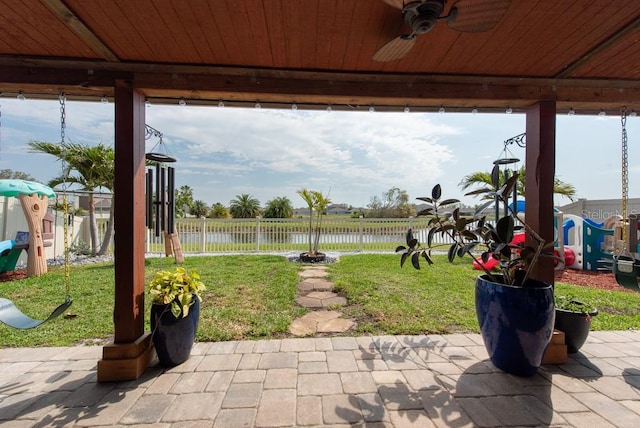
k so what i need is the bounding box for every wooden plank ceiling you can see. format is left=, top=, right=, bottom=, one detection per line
left=0, top=0, right=639, bottom=113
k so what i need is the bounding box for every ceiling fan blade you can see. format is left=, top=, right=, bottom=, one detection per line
left=382, top=0, right=407, bottom=10
left=373, top=36, right=416, bottom=62
left=447, top=0, right=511, bottom=33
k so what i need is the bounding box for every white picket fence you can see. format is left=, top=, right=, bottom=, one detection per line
left=143, top=217, right=456, bottom=254
left=1, top=196, right=456, bottom=258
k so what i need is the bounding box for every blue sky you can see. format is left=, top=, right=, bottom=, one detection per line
left=0, top=97, right=638, bottom=209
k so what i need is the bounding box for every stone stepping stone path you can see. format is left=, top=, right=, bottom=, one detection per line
left=289, top=265, right=356, bottom=337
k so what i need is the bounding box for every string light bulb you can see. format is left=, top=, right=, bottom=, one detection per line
left=326, top=105, right=332, bottom=112
left=17, top=91, right=25, bottom=101
left=568, top=108, right=575, bottom=116
left=101, top=95, right=108, bottom=104
left=218, top=100, right=225, bottom=108
left=291, top=103, right=298, bottom=111
left=630, top=110, right=637, bottom=117
left=404, top=106, right=410, bottom=113
left=145, top=99, right=151, bottom=108
left=505, top=106, right=513, bottom=114
left=471, top=107, right=478, bottom=115
left=438, top=106, right=445, bottom=114
left=178, top=98, right=186, bottom=107
left=255, top=102, right=261, bottom=109
left=369, top=105, right=375, bottom=113
left=598, top=109, right=606, bottom=117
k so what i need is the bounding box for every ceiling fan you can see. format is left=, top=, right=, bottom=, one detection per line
left=373, top=0, right=511, bottom=62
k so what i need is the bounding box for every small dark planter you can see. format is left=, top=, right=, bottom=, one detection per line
left=299, top=252, right=326, bottom=263
left=475, top=274, right=555, bottom=376
left=555, top=306, right=598, bottom=353
left=150, top=298, right=200, bottom=367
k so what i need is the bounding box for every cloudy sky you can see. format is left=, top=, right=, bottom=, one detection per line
left=0, top=97, right=638, bottom=209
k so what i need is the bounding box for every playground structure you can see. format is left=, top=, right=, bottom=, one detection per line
left=0, top=218, right=54, bottom=275
left=0, top=180, right=57, bottom=277
left=473, top=126, right=633, bottom=278
left=561, top=213, right=623, bottom=271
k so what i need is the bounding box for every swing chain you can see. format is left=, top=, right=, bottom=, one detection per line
left=59, top=93, right=71, bottom=299
left=621, top=108, right=629, bottom=244
left=59, top=93, right=66, bottom=144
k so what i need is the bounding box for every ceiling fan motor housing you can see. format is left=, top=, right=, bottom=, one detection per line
left=403, top=0, right=446, bottom=34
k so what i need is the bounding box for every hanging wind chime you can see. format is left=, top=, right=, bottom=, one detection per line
left=145, top=125, right=183, bottom=263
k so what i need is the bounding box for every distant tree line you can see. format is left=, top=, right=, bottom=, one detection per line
left=0, top=169, right=38, bottom=181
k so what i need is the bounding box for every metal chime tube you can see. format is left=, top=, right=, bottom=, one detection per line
left=155, top=163, right=161, bottom=237
left=167, top=166, right=175, bottom=234
left=146, top=168, right=153, bottom=229
left=160, top=164, right=166, bottom=234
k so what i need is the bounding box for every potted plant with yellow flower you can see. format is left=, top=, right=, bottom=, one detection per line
left=148, top=266, right=206, bottom=367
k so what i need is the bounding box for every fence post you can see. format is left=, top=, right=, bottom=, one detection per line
left=409, top=216, right=414, bottom=231
left=200, top=217, right=206, bottom=253
left=359, top=215, right=364, bottom=252
left=256, top=216, right=261, bottom=251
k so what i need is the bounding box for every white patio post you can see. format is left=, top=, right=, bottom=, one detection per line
left=359, top=215, right=364, bottom=252
left=256, top=216, right=261, bottom=252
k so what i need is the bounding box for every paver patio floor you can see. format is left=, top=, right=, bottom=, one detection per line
left=1, top=331, right=639, bottom=427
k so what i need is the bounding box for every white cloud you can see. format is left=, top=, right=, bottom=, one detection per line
left=143, top=107, right=458, bottom=204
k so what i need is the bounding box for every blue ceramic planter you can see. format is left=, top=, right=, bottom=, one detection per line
left=475, top=274, right=555, bottom=376
left=150, top=298, right=200, bottom=367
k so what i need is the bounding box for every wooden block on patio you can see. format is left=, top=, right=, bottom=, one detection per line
left=550, top=329, right=565, bottom=345
left=542, top=330, right=568, bottom=365
left=97, top=333, right=156, bottom=382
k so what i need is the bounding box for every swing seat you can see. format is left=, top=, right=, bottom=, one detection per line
left=613, top=255, right=640, bottom=290
left=0, top=297, right=72, bottom=329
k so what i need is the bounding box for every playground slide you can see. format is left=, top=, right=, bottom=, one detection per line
left=0, top=240, right=23, bottom=273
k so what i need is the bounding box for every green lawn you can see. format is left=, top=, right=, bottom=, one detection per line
left=331, top=254, right=640, bottom=334
left=0, top=254, right=638, bottom=347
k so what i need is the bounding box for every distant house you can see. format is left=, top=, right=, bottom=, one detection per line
left=78, top=193, right=113, bottom=214
left=326, top=203, right=352, bottom=215
left=557, top=198, right=640, bottom=222
left=294, top=207, right=311, bottom=217
left=414, top=202, right=472, bottom=217
left=294, top=203, right=355, bottom=217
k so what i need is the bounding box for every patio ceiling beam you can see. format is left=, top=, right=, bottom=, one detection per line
left=135, top=72, right=640, bottom=108
left=40, top=0, right=120, bottom=62
left=3, top=56, right=640, bottom=89
left=555, top=14, right=640, bottom=79
left=1, top=64, right=639, bottom=111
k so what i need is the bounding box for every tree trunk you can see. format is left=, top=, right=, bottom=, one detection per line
left=88, top=193, right=99, bottom=255
left=97, top=198, right=115, bottom=256
left=307, top=212, right=313, bottom=253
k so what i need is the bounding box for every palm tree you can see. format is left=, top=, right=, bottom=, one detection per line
left=297, top=189, right=315, bottom=253
left=297, top=188, right=331, bottom=255
left=263, top=196, right=294, bottom=218
left=175, top=185, right=194, bottom=217
left=209, top=202, right=229, bottom=218
left=190, top=200, right=209, bottom=218
left=459, top=166, right=576, bottom=202
left=29, top=141, right=115, bottom=256
left=229, top=194, right=261, bottom=218
left=311, top=190, right=331, bottom=254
